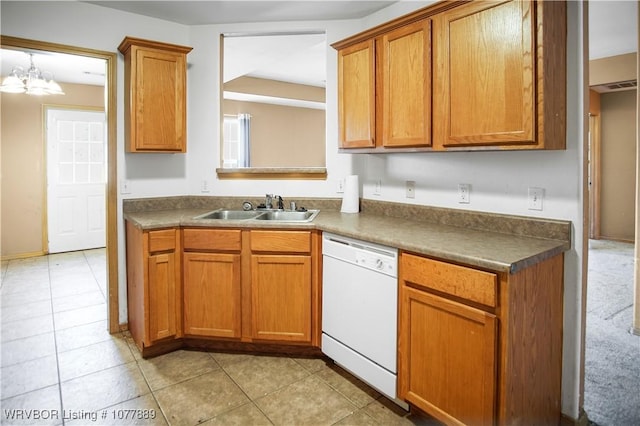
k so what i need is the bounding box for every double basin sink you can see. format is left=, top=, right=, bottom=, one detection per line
left=194, top=209, right=319, bottom=222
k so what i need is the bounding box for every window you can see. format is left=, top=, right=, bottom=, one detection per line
left=222, top=113, right=251, bottom=168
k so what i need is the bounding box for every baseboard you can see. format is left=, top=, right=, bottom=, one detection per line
left=1, top=250, right=47, bottom=261
left=561, top=409, right=590, bottom=426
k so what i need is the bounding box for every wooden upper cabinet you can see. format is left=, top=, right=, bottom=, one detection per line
left=118, top=37, right=192, bottom=153
left=338, top=39, right=376, bottom=148
left=433, top=0, right=566, bottom=149
left=333, top=0, right=566, bottom=151
left=381, top=19, right=432, bottom=148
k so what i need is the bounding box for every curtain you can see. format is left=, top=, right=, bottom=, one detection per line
left=238, top=113, right=251, bottom=167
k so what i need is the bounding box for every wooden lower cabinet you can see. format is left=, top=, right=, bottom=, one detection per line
left=183, top=252, right=241, bottom=338
left=251, top=254, right=312, bottom=342
left=398, top=252, right=564, bottom=425
left=127, top=225, right=321, bottom=355
left=400, top=287, right=497, bottom=425
left=126, top=222, right=182, bottom=351
left=249, top=230, right=318, bottom=344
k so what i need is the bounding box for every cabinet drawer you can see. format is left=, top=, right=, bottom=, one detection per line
left=401, top=253, right=497, bottom=307
left=148, top=229, right=176, bottom=253
left=183, top=229, right=241, bottom=251
left=251, top=231, right=311, bottom=253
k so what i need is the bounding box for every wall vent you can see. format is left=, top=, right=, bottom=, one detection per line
left=591, top=79, right=637, bottom=93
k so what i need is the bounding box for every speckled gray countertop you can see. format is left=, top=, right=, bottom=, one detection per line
left=124, top=198, right=571, bottom=274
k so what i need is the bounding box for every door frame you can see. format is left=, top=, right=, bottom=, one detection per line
left=1, top=35, right=119, bottom=334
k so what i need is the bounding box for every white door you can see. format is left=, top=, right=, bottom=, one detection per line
left=47, top=108, right=106, bottom=253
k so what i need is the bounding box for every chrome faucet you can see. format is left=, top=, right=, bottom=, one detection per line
left=276, top=195, right=284, bottom=210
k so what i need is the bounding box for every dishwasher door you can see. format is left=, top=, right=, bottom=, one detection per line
left=321, top=233, right=398, bottom=374
left=322, top=255, right=398, bottom=372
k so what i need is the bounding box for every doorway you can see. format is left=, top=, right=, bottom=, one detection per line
left=0, top=35, right=118, bottom=333
left=46, top=107, right=106, bottom=253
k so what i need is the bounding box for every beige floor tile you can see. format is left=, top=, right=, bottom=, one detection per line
left=51, top=290, right=105, bottom=313
left=209, top=351, right=255, bottom=368
left=0, top=384, right=62, bottom=426
left=58, top=337, right=134, bottom=381
left=54, top=320, right=112, bottom=352
left=1, top=300, right=52, bottom=323
left=66, top=394, right=167, bottom=426
left=222, top=354, right=310, bottom=399
left=362, top=397, right=412, bottom=426
left=201, top=402, right=272, bottom=426
left=292, top=355, right=331, bottom=373
left=0, top=314, right=54, bottom=342
left=138, top=349, right=221, bottom=391
left=333, top=409, right=379, bottom=426
left=60, top=362, right=150, bottom=413
left=154, top=370, right=249, bottom=426
left=1, top=332, right=56, bottom=367
left=254, top=374, right=357, bottom=425
left=1, top=355, right=59, bottom=400
left=53, top=303, right=107, bottom=330
left=315, top=363, right=381, bottom=408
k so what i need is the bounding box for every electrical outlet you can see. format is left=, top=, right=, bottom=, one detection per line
left=374, top=179, right=382, bottom=196
left=528, top=187, right=544, bottom=210
left=337, top=178, right=345, bottom=193
left=201, top=179, right=210, bottom=193
left=406, top=181, right=415, bottom=198
left=458, top=183, right=470, bottom=204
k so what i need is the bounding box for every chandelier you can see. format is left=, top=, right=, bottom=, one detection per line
left=0, top=53, right=65, bottom=96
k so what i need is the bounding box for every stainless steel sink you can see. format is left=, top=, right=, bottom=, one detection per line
left=254, top=210, right=319, bottom=222
left=194, top=210, right=263, bottom=220
left=194, top=209, right=319, bottom=222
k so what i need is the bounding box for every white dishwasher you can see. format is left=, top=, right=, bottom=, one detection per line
left=321, top=232, right=400, bottom=401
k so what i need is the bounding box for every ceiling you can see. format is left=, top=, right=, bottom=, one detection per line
left=1, top=1, right=637, bottom=89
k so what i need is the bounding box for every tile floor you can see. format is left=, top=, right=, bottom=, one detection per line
left=1, top=249, right=430, bottom=426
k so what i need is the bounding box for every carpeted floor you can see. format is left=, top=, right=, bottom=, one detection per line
left=584, top=239, right=640, bottom=426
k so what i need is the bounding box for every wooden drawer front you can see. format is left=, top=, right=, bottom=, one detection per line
left=251, top=231, right=311, bottom=253
left=148, top=229, right=176, bottom=253
left=183, top=229, right=241, bottom=251
left=401, top=253, right=497, bottom=307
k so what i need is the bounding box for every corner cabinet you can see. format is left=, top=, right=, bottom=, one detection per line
left=333, top=0, right=566, bottom=151
left=398, top=252, right=564, bottom=425
left=118, top=37, right=192, bottom=153
left=126, top=223, right=182, bottom=353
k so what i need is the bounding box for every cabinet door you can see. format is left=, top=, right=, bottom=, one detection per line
left=183, top=252, right=241, bottom=338
left=433, top=0, right=535, bottom=148
left=251, top=255, right=312, bottom=342
left=147, top=252, right=179, bottom=343
left=398, top=286, right=497, bottom=425
left=338, top=39, right=376, bottom=148
left=381, top=19, right=432, bottom=147
left=133, top=47, right=187, bottom=152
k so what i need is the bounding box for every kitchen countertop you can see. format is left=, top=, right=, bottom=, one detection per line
left=125, top=207, right=570, bottom=274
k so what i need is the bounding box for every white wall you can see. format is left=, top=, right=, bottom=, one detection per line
left=1, top=0, right=586, bottom=420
